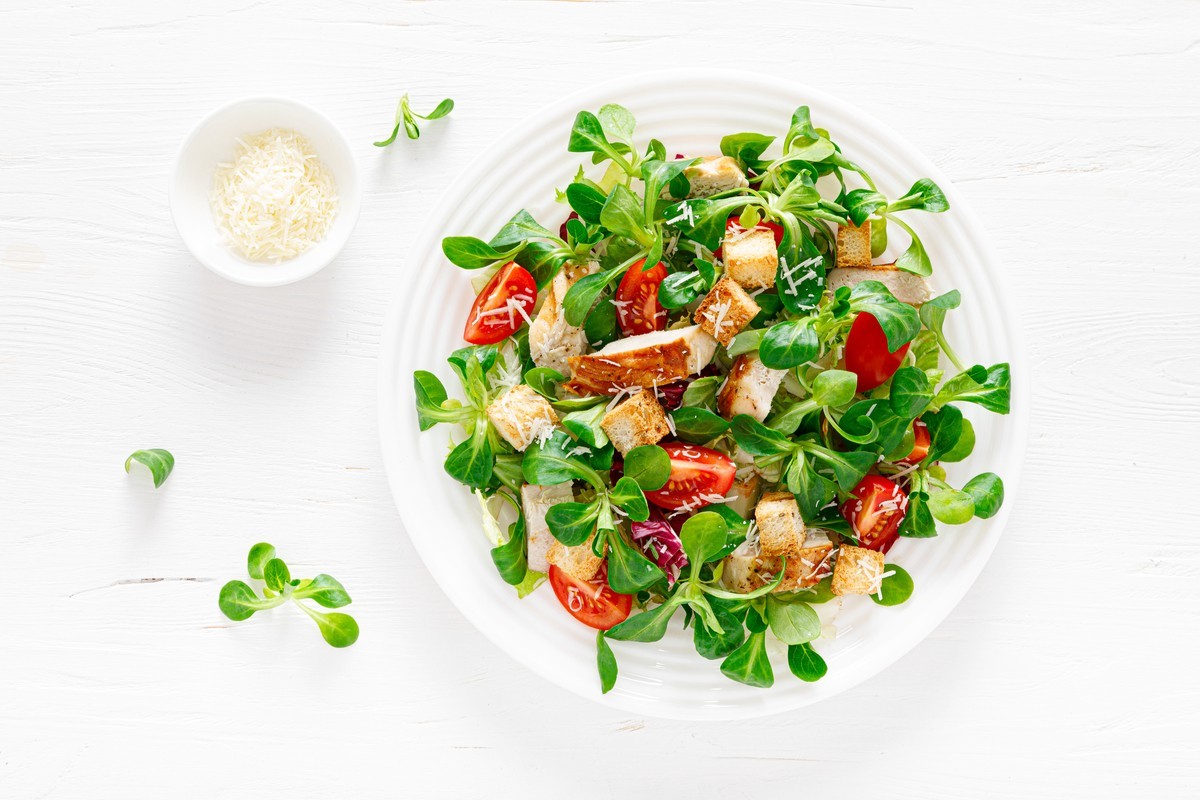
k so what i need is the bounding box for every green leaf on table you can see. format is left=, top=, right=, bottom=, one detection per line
left=125, top=448, right=175, bottom=488
left=247, top=542, right=276, bottom=581
left=218, top=580, right=274, bottom=621
left=292, top=574, right=353, bottom=609
left=296, top=604, right=360, bottom=648
left=263, top=558, right=291, bottom=592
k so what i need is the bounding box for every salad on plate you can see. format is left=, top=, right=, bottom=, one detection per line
left=412, top=102, right=1011, bottom=693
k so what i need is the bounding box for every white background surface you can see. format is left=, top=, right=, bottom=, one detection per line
left=2, top=1, right=1197, bottom=797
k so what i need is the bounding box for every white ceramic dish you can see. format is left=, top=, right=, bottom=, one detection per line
left=378, top=70, right=1029, bottom=720
left=169, top=96, right=361, bottom=287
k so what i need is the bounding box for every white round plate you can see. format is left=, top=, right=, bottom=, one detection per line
left=379, top=69, right=1028, bottom=720
left=169, top=96, right=361, bottom=287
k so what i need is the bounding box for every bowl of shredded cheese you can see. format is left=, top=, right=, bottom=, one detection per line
left=170, top=97, right=361, bottom=287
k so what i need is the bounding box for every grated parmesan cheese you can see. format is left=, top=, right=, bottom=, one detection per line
left=210, top=128, right=338, bottom=263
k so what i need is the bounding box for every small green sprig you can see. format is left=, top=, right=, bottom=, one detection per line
left=218, top=543, right=359, bottom=648
left=125, top=448, right=174, bottom=488
left=374, top=94, right=454, bottom=146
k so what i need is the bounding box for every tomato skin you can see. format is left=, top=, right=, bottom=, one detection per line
left=615, top=259, right=668, bottom=336
left=463, top=262, right=537, bottom=345
left=714, top=214, right=784, bottom=259
left=645, top=443, right=737, bottom=511
left=900, top=419, right=931, bottom=465
left=548, top=566, right=632, bottom=630
left=841, top=475, right=908, bottom=553
left=844, top=312, right=910, bottom=392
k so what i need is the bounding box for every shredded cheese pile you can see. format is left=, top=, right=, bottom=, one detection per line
left=210, top=128, right=338, bottom=263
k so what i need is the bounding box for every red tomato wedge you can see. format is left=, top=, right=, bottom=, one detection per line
left=615, top=259, right=668, bottom=336
left=900, top=419, right=931, bottom=465
left=548, top=565, right=632, bottom=630
left=714, top=214, right=784, bottom=259
left=844, top=312, right=909, bottom=392
left=463, top=262, right=537, bottom=345
left=645, top=443, right=737, bottom=511
left=841, top=475, right=908, bottom=553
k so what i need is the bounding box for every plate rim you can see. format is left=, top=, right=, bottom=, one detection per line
left=378, top=68, right=1029, bottom=720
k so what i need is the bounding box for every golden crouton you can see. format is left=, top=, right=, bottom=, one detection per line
left=694, top=276, right=761, bottom=346
left=831, top=545, right=886, bottom=596
left=755, top=491, right=807, bottom=558
left=485, top=384, right=558, bottom=452
left=547, top=533, right=605, bottom=581
left=684, top=156, right=749, bottom=198
left=600, top=390, right=671, bottom=455
left=835, top=220, right=872, bottom=268
left=723, top=227, right=778, bottom=290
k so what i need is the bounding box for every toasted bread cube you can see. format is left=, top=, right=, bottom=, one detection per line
left=717, top=353, right=786, bottom=422
left=831, top=545, right=886, bottom=596
left=825, top=263, right=932, bottom=306
left=723, top=227, right=778, bottom=290
left=528, top=270, right=588, bottom=375
left=566, top=325, right=717, bottom=396
left=725, top=470, right=763, bottom=518
left=694, top=276, right=760, bottom=346
left=836, top=220, right=872, bottom=268
left=684, top=155, right=749, bottom=198
left=547, top=533, right=604, bottom=582
left=600, top=390, right=671, bottom=455
left=521, top=483, right=573, bottom=573
left=486, top=384, right=558, bottom=452
left=755, top=491, right=806, bottom=558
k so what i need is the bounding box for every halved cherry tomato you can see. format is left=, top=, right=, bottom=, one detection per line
left=614, top=258, right=668, bottom=336
left=462, top=262, right=537, bottom=345
left=841, top=475, right=908, bottom=553
left=900, top=419, right=930, bottom=465
left=714, top=214, right=784, bottom=259
left=645, top=442, right=737, bottom=511
left=548, top=565, right=632, bottom=630
left=844, top=312, right=909, bottom=392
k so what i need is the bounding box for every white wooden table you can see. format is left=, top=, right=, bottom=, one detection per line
left=3, top=1, right=1198, bottom=796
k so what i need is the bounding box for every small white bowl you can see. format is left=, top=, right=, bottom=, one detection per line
left=169, top=97, right=361, bottom=287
